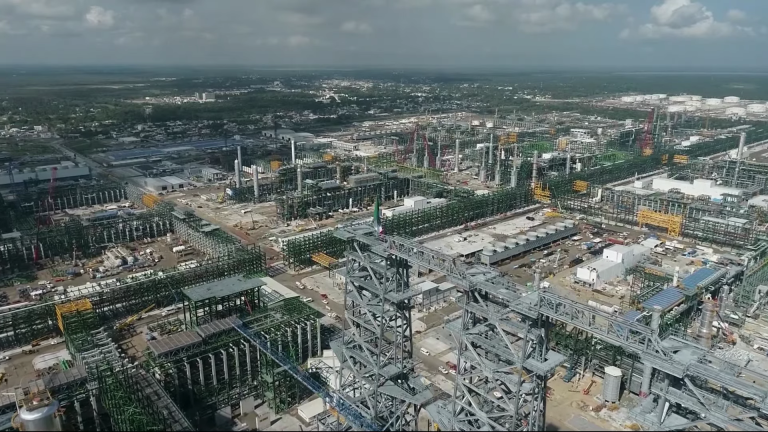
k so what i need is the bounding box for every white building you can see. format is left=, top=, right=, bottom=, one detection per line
left=651, top=177, right=743, bottom=200
left=0, top=161, right=91, bottom=186
left=143, top=177, right=171, bottom=193
left=160, top=176, right=187, bottom=190
left=576, top=244, right=650, bottom=288
left=383, top=196, right=448, bottom=218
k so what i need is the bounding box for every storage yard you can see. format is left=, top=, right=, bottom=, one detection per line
left=5, top=103, right=768, bottom=432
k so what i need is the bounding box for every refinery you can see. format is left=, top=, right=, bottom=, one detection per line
left=5, top=99, right=768, bottom=432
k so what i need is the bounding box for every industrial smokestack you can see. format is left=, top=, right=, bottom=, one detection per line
left=454, top=138, right=460, bottom=173
left=237, top=146, right=243, bottom=188
left=531, top=152, right=538, bottom=189
left=565, top=150, right=571, bottom=175
left=297, top=165, right=303, bottom=194
left=738, top=132, right=746, bottom=160
left=291, top=140, right=296, bottom=165
left=234, top=159, right=241, bottom=188
left=488, top=133, right=494, bottom=166
left=252, top=164, right=259, bottom=203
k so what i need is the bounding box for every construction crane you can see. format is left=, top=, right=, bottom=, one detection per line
left=115, top=304, right=155, bottom=331
left=640, top=108, right=656, bottom=156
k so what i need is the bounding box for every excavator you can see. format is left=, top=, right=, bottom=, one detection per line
left=115, top=304, right=155, bottom=331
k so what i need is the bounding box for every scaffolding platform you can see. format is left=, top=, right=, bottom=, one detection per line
left=637, top=208, right=683, bottom=237
left=311, top=252, right=338, bottom=268
left=55, top=299, right=93, bottom=333
left=148, top=330, right=203, bottom=357
left=183, top=276, right=264, bottom=302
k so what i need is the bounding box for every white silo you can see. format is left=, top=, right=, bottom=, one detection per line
left=667, top=105, right=686, bottom=113
left=536, top=229, right=548, bottom=237
left=724, top=96, right=741, bottom=103
left=516, top=235, right=528, bottom=244
left=705, top=98, right=722, bottom=106
left=526, top=232, right=539, bottom=241
left=18, top=397, right=62, bottom=431
left=747, top=104, right=767, bottom=113
left=481, top=246, right=495, bottom=256
left=726, top=107, right=747, bottom=117
left=603, top=366, right=623, bottom=403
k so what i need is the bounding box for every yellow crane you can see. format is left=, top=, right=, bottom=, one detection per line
left=116, top=304, right=156, bottom=331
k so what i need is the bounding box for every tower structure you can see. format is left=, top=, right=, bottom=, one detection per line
left=332, top=226, right=433, bottom=430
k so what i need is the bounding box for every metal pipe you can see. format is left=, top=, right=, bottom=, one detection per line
left=454, top=138, right=460, bottom=173
left=234, top=159, right=241, bottom=188
left=252, top=164, right=259, bottom=203
left=719, top=285, right=729, bottom=316
left=237, top=146, right=243, bottom=187
left=297, top=165, right=303, bottom=194
left=531, top=152, right=538, bottom=189
left=291, top=140, right=296, bottom=165
left=696, top=300, right=716, bottom=349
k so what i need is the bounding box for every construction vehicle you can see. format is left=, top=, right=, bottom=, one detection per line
left=31, top=335, right=53, bottom=347
left=22, top=349, right=38, bottom=355
left=115, top=304, right=155, bottom=331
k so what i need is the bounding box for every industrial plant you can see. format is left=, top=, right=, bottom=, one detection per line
left=4, top=99, right=768, bottom=432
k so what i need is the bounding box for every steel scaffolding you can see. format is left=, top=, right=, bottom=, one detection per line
left=332, top=229, right=433, bottom=430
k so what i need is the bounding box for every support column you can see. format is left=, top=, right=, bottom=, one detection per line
left=75, top=398, right=85, bottom=431
left=211, top=353, right=218, bottom=385
left=656, top=373, right=670, bottom=424
left=222, top=349, right=229, bottom=381
left=640, top=306, right=662, bottom=398
left=316, top=319, right=322, bottom=357
left=198, top=358, right=205, bottom=385
left=307, top=322, right=313, bottom=358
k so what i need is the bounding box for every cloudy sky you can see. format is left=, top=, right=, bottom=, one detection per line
left=0, top=0, right=766, bottom=68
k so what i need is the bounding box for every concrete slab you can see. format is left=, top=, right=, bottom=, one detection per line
left=568, top=414, right=607, bottom=431
left=421, top=337, right=451, bottom=355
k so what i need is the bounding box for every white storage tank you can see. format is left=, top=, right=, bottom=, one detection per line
left=705, top=98, right=722, bottom=106
left=555, top=222, right=566, bottom=230
left=505, top=239, right=518, bottom=248
left=724, top=96, right=741, bottom=103
left=536, top=229, right=548, bottom=237
left=516, top=235, right=528, bottom=244
left=667, top=105, right=686, bottom=113
left=481, top=246, right=495, bottom=256
left=18, top=398, right=62, bottom=431
left=493, top=242, right=507, bottom=251
left=545, top=225, right=557, bottom=235
left=654, top=94, right=668, bottom=99
left=684, top=100, right=701, bottom=108
left=726, top=107, right=747, bottom=117
left=603, top=366, right=623, bottom=403
left=684, top=105, right=698, bottom=112
left=526, top=232, right=538, bottom=241
left=689, top=95, right=702, bottom=101
left=620, top=96, right=635, bottom=103
left=747, top=104, right=767, bottom=113
left=564, top=219, right=575, bottom=227
left=669, top=95, right=692, bottom=102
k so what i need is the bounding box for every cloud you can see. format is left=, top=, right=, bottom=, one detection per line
left=624, top=0, right=754, bottom=39
left=340, top=20, right=372, bottom=34
left=456, top=0, right=624, bottom=32
left=280, top=11, right=325, bottom=26
left=84, top=6, right=116, bottom=29
left=0, top=19, right=26, bottom=35
left=726, top=9, right=747, bottom=23
left=0, top=0, right=76, bottom=19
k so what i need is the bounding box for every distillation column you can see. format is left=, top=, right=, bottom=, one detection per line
left=291, top=139, right=296, bottom=165
left=252, top=164, right=259, bottom=203
left=234, top=159, right=241, bottom=188
left=734, top=132, right=747, bottom=187
left=237, top=146, right=243, bottom=188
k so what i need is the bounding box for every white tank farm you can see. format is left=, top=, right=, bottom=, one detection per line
left=545, top=225, right=557, bottom=234
left=669, top=95, right=692, bottom=102
left=653, top=94, right=668, bottom=99
left=684, top=105, right=699, bottom=112
left=620, top=96, right=636, bottom=103
left=684, top=100, right=702, bottom=108
left=705, top=98, right=722, bottom=105
left=555, top=222, right=566, bottom=230
left=747, top=104, right=767, bottom=113
left=667, top=105, right=687, bottom=113
left=724, top=96, right=741, bottom=103
left=726, top=107, right=747, bottom=116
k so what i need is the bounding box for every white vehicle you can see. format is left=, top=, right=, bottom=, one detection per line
left=302, top=297, right=313, bottom=303
left=438, top=366, right=448, bottom=374
left=420, top=348, right=430, bottom=356
left=325, top=305, right=331, bottom=311
left=493, top=391, right=503, bottom=399
left=322, top=299, right=329, bottom=304
left=449, top=369, right=456, bottom=375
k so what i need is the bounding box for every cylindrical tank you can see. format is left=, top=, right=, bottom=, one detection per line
left=493, top=242, right=507, bottom=251
left=505, top=239, right=518, bottom=248
left=654, top=94, right=668, bottom=99
left=667, top=104, right=686, bottom=113
left=747, top=104, right=767, bottom=113
left=603, top=366, right=623, bottom=402
left=726, top=107, right=747, bottom=117
left=526, top=232, right=538, bottom=241
left=516, top=235, right=528, bottom=244
left=620, top=96, right=635, bottom=103
left=18, top=399, right=62, bottom=431
left=684, top=100, right=702, bottom=108
left=684, top=105, right=698, bottom=112
left=696, top=300, right=717, bottom=349
left=669, top=95, right=692, bottom=102
left=724, top=96, right=741, bottom=103
left=689, top=95, right=702, bottom=101
left=481, top=246, right=495, bottom=256
left=536, top=229, right=548, bottom=237
left=564, top=219, right=575, bottom=227
left=545, top=225, right=557, bottom=234
left=705, top=98, right=722, bottom=106
left=555, top=222, right=566, bottom=230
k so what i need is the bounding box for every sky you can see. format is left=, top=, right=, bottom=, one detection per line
left=0, top=0, right=766, bottom=69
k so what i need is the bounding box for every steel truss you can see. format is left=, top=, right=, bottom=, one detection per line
left=332, top=236, right=432, bottom=430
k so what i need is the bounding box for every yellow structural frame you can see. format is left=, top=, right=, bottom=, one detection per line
left=637, top=209, right=683, bottom=237
left=573, top=180, right=589, bottom=193
left=142, top=193, right=162, bottom=208
left=311, top=253, right=338, bottom=268
left=55, top=299, right=93, bottom=333
left=673, top=155, right=689, bottom=164
left=533, top=183, right=551, bottom=203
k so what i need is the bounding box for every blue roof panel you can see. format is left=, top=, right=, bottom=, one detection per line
left=681, top=268, right=718, bottom=292
left=623, top=310, right=642, bottom=322
left=642, top=288, right=685, bottom=311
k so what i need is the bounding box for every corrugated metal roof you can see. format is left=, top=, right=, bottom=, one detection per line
left=642, top=288, right=685, bottom=311
left=623, top=310, right=642, bottom=322
left=681, top=268, right=718, bottom=291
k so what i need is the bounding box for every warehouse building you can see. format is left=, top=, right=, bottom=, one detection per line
left=160, top=176, right=188, bottom=190
left=0, top=161, right=91, bottom=186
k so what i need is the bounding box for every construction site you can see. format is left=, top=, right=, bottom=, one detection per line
left=4, top=101, right=768, bottom=431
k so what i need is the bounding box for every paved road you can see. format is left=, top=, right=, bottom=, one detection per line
left=48, top=140, right=105, bottom=175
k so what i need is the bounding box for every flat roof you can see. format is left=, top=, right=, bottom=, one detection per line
left=183, top=276, right=265, bottom=302
left=160, top=176, right=186, bottom=185
left=147, top=330, right=203, bottom=357
left=642, top=288, right=685, bottom=311
left=681, top=268, right=719, bottom=292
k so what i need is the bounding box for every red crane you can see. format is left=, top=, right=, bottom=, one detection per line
left=640, top=108, right=656, bottom=156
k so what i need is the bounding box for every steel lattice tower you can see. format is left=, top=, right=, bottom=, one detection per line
left=331, top=227, right=433, bottom=430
